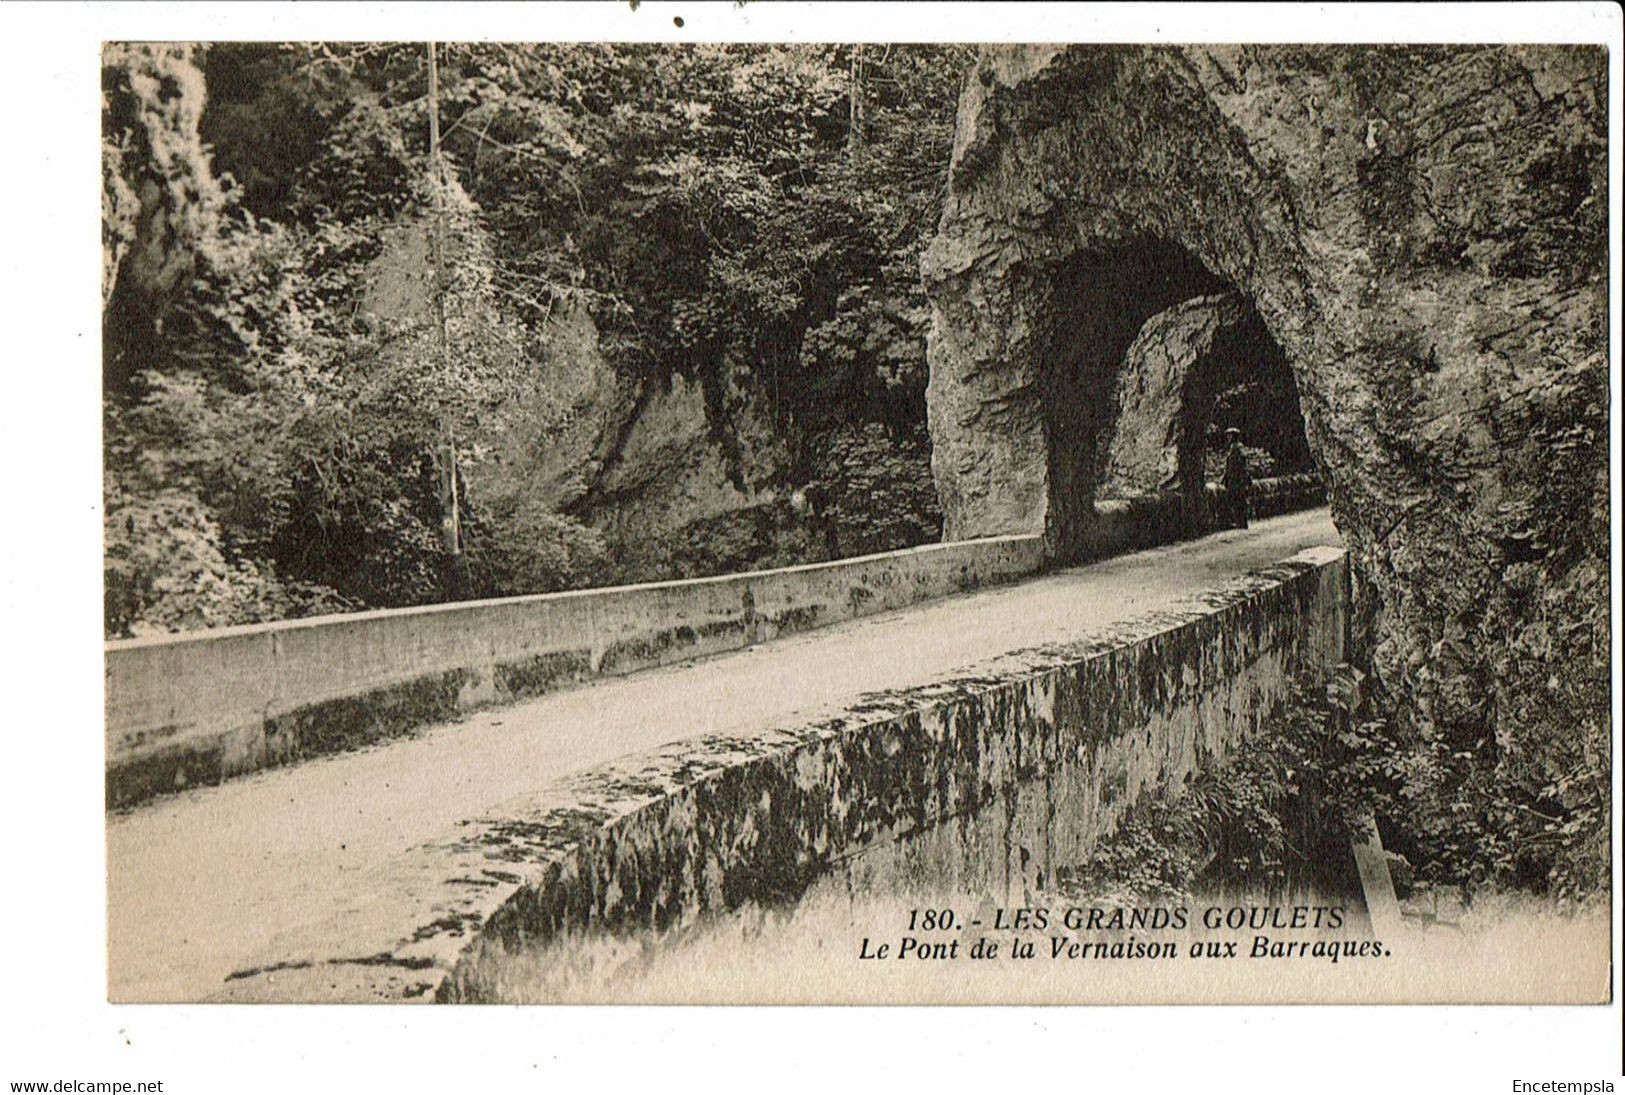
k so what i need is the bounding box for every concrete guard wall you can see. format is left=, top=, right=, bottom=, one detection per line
left=105, top=533, right=1046, bottom=807
left=211, top=544, right=1348, bottom=1003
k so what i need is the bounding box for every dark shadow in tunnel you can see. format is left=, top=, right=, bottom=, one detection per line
left=1197, top=308, right=1317, bottom=483
left=1034, top=234, right=1320, bottom=559
left=1037, top=237, right=1227, bottom=551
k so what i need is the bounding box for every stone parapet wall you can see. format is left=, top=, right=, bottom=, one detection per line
left=107, top=485, right=1330, bottom=810
left=1080, top=474, right=1327, bottom=559
left=105, top=533, right=1045, bottom=808
left=210, top=544, right=1348, bottom=1003
left=1249, top=473, right=1327, bottom=520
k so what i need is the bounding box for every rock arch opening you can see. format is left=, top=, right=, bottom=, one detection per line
left=1021, top=235, right=1319, bottom=559
left=922, top=44, right=1608, bottom=897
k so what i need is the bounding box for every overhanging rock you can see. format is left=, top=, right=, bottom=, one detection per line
left=922, top=45, right=1608, bottom=809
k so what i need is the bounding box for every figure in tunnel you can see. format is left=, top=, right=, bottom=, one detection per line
left=1221, top=427, right=1251, bottom=530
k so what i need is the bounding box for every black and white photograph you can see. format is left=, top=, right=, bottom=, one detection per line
left=4, top=0, right=1622, bottom=1089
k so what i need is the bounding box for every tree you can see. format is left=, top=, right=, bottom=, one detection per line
left=103, top=42, right=975, bottom=635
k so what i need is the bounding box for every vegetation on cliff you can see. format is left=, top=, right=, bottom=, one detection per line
left=101, top=42, right=1606, bottom=903
left=103, top=42, right=969, bottom=636
left=1065, top=664, right=1606, bottom=907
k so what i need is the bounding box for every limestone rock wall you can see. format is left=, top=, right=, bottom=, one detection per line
left=359, top=202, right=797, bottom=580
left=578, top=369, right=808, bottom=580
left=922, top=45, right=1608, bottom=808
left=1099, top=292, right=1245, bottom=498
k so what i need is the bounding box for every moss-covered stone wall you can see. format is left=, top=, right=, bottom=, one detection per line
left=210, top=545, right=1347, bottom=1003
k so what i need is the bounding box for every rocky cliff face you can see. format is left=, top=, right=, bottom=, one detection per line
left=1098, top=291, right=1245, bottom=498
left=102, top=43, right=224, bottom=387
left=573, top=367, right=813, bottom=581
left=362, top=202, right=808, bottom=585
left=923, top=44, right=1609, bottom=871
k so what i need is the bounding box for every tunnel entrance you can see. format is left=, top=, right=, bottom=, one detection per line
left=1033, top=236, right=1317, bottom=558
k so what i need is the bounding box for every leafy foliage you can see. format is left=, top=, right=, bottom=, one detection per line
left=1056, top=675, right=1361, bottom=907
left=103, top=42, right=970, bottom=636
left=425, top=42, right=968, bottom=549
left=1064, top=656, right=1608, bottom=909
left=809, top=422, right=942, bottom=557
left=100, top=44, right=1606, bottom=907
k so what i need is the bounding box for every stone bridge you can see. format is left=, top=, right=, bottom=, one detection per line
left=108, top=484, right=1342, bottom=1003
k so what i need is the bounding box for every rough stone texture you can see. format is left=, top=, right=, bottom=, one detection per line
left=1099, top=292, right=1246, bottom=498
left=497, top=341, right=818, bottom=581
left=479, top=299, right=622, bottom=514
left=577, top=369, right=803, bottom=579
left=359, top=203, right=805, bottom=580
left=206, top=545, right=1347, bottom=1002
left=923, top=46, right=1608, bottom=817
